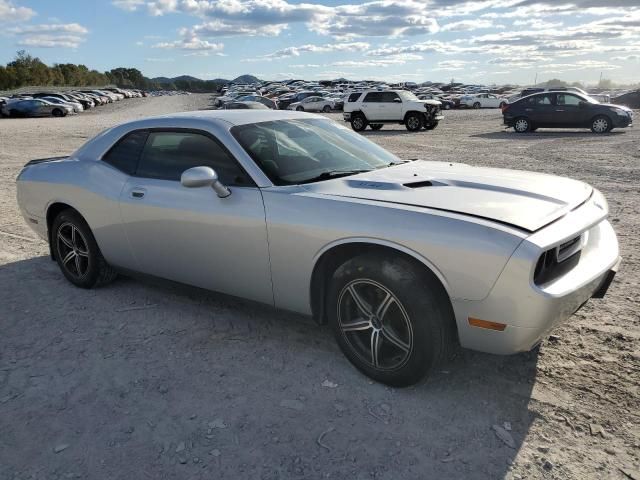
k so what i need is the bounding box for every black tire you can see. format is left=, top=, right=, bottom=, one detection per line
left=328, top=253, right=454, bottom=387
left=370, top=124, right=383, bottom=130
left=322, top=105, right=331, bottom=113
left=473, top=102, right=481, bottom=109
left=424, top=122, right=438, bottom=130
left=405, top=112, right=423, bottom=132
left=350, top=113, right=368, bottom=132
left=52, top=108, right=64, bottom=117
left=52, top=209, right=117, bottom=288
left=296, top=106, right=304, bottom=112
left=591, top=115, right=611, bottom=134
left=513, top=117, right=531, bottom=133
left=444, top=103, right=451, bottom=110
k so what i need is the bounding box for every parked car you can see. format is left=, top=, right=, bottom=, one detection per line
left=503, top=91, right=634, bottom=133
left=235, top=95, right=277, bottom=109
left=41, top=96, right=83, bottom=114
left=459, top=93, right=508, bottom=109
left=418, top=94, right=454, bottom=110
left=343, top=90, right=443, bottom=132
left=287, top=96, right=334, bottom=112
left=16, top=110, right=620, bottom=386
left=222, top=101, right=269, bottom=110
left=278, top=91, right=319, bottom=110
left=1, top=98, right=73, bottom=118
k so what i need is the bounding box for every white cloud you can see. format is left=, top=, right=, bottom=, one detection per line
left=0, top=0, right=35, bottom=22
left=8, top=23, right=89, bottom=48
left=441, top=19, right=497, bottom=31
left=153, top=36, right=224, bottom=51
left=249, top=41, right=370, bottom=61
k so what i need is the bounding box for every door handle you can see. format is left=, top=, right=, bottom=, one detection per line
left=525, top=108, right=533, bottom=112
left=130, top=188, right=146, bottom=199
left=556, top=109, right=565, bottom=112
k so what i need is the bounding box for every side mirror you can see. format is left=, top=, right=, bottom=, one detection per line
left=181, top=166, right=231, bottom=198
left=393, top=98, right=402, bottom=103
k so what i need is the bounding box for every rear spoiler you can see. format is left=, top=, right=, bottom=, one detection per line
left=24, top=156, right=69, bottom=167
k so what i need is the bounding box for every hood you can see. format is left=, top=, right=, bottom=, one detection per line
left=302, top=161, right=592, bottom=232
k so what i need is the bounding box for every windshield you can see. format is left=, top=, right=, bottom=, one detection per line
left=231, top=118, right=400, bottom=185
left=397, top=91, right=419, bottom=101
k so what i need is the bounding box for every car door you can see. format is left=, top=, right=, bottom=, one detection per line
left=305, top=97, right=321, bottom=111
left=485, top=94, right=499, bottom=108
left=553, top=93, right=590, bottom=127
left=361, top=92, right=382, bottom=120
left=380, top=91, right=403, bottom=119
left=118, top=129, right=274, bottom=305
left=523, top=94, right=554, bottom=126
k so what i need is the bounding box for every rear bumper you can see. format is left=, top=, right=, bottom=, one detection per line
left=343, top=112, right=351, bottom=121
left=453, top=210, right=620, bottom=355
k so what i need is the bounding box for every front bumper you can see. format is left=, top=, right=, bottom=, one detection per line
left=453, top=200, right=620, bottom=355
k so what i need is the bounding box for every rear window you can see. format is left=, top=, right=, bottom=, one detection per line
left=348, top=93, right=362, bottom=102
left=102, top=130, right=148, bottom=175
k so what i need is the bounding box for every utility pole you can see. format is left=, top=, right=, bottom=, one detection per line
left=534, top=72, right=538, bottom=86
left=599, top=71, right=603, bottom=85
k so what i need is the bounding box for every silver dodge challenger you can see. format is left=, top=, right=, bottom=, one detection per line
left=17, top=110, right=621, bottom=386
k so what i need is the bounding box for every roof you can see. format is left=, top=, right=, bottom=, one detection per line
left=126, top=109, right=321, bottom=128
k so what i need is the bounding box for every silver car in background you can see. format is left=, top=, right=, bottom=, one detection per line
left=1, top=98, right=73, bottom=117
left=16, top=111, right=620, bottom=386
left=288, top=96, right=334, bottom=112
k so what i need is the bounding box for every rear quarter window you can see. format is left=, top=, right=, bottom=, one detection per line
left=102, top=130, right=148, bottom=175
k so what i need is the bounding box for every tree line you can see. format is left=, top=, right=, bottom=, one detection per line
left=0, top=51, right=225, bottom=92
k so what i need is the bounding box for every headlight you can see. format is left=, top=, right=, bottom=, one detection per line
left=614, top=108, right=629, bottom=116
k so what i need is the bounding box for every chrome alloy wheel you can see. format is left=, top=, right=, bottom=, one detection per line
left=406, top=116, right=421, bottom=130
left=352, top=116, right=365, bottom=130
left=337, top=279, right=413, bottom=370
left=592, top=118, right=609, bottom=133
left=514, top=119, right=529, bottom=132
left=56, top=222, right=90, bottom=279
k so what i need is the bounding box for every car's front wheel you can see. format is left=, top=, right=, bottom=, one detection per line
left=591, top=115, right=611, bottom=134
left=405, top=112, right=423, bottom=132
left=296, top=106, right=304, bottom=112
left=350, top=113, right=368, bottom=132
left=473, top=102, right=481, bottom=109
left=322, top=105, right=331, bottom=113
left=514, top=117, right=531, bottom=133
left=328, top=253, right=454, bottom=387
left=52, top=108, right=64, bottom=117
left=52, top=209, right=117, bottom=288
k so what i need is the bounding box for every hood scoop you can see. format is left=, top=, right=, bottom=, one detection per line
left=404, top=179, right=449, bottom=189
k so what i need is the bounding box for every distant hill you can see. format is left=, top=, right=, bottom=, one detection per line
left=151, top=74, right=260, bottom=85
left=232, top=74, right=260, bottom=84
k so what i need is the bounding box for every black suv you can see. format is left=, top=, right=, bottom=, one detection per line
left=503, top=91, right=633, bottom=134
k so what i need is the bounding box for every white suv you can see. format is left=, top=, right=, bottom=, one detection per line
left=343, top=90, right=444, bottom=132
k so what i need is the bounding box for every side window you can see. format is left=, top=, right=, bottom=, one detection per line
left=136, top=131, right=250, bottom=186
left=348, top=93, right=361, bottom=102
left=102, top=130, right=149, bottom=175
left=556, top=94, right=581, bottom=106
left=381, top=92, right=401, bottom=103
left=363, top=92, right=382, bottom=103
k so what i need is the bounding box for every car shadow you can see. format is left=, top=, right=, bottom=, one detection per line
left=473, top=130, right=627, bottom=140
left=1, top=255, right=538, bottom=479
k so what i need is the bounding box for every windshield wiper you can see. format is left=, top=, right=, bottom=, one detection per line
left=299, top=168, right=373, bottom=184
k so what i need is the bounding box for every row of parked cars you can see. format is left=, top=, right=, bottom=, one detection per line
left=0, top=88, right=147, bottom=118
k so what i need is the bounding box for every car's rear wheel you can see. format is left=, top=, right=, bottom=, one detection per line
left=350, top=113, right=368, bottom=132
left=514, top=117, right=531, bottom=133
left=591, top=115, right=611, bottom=134
left=296, top=106, right=304, bottom=112
left=52, top=108, right=64, bottom=117
left=322, top=105, right=331, bottom=113
left=328, top=253, right=454, bottom=387
left=52, top=210, right=117, bottom=288
left=405, top=112, right=423, bottom=132
left=473, top=102, right=481, bottom=109
left=424, top=122, right=438, bottom=130
left=370, top=124, right=383, bottom=130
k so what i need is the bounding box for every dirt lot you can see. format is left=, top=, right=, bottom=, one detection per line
left=1, top=94, right=638, bottom=480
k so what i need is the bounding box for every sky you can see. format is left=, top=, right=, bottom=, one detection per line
left=1, top=0, right=639, bottom=85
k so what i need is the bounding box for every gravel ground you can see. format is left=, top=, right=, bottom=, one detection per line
left=0, top=94, right=638, bottom=480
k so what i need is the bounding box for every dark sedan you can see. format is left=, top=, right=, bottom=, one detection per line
left=503, top=91, right=633, bottom=134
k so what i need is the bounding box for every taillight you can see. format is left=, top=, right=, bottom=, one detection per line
left=501, top=103, right=509, bottom=114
